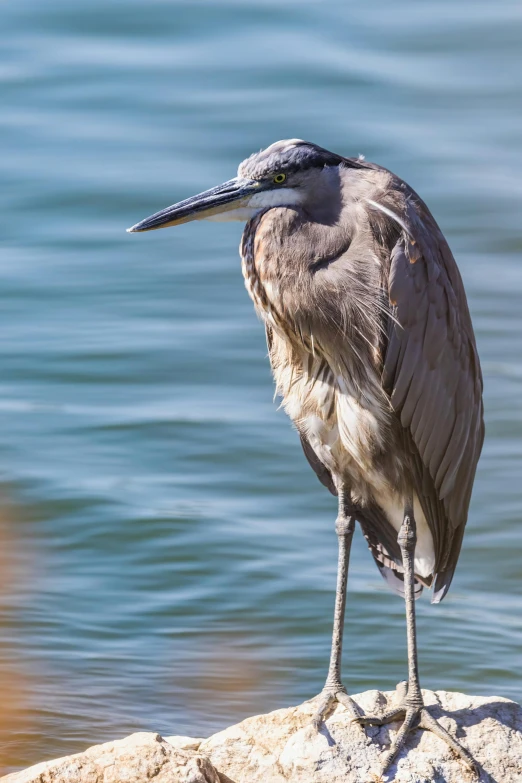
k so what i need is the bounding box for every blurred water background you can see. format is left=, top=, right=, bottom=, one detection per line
left=1, top=0, right=521, bottom=773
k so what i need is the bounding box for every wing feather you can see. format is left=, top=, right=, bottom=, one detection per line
left=298, top=431, right=337, bottom=496
left=382, top=194, right=484, bottom=598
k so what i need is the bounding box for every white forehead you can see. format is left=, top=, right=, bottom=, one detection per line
left=262, top=139, right=305, bottom=155
left=237, top=138, right=326, bottom=181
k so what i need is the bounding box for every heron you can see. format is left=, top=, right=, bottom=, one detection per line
left=128, top=139, right=483, bottom=777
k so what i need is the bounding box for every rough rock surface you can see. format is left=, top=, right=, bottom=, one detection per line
left=3, top=689, right=522, bottom=783
left=1, top=733, right=220, bottom=783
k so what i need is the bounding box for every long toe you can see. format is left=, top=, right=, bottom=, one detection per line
left=311, top=687, right=361, bottom=729
left=311, top=690, right=336, bottom=730
left=370, top=703, right=477, bottom=780
left=379, top=706, right=420, bottom=775
left=336, top=690, right=362, bottom=720
left=355, top=706, right=406, bottom=728
left=419, top=708, right=478, bottom=775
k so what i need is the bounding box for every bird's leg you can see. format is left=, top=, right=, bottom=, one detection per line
left=355, top=502, right=477, bottom=778
left=311, top=488, right=361, bottom=728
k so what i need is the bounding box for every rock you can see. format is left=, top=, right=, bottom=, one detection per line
left=164, top=736, right=206, bottom=752
left=3, top=689, right=522, bottom=783
left=200, top=688, right=522, bottom=782
left=1, top=732, right=220, bottom=783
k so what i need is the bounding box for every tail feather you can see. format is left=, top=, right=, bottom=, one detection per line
left=358, top=507, right=431, bottom=599
left=377, top=562, right=423, bottom=599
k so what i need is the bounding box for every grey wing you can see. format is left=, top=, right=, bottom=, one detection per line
left=382, top=196, right=484, bottom=602
left=299, top=431, right=337, bottom=496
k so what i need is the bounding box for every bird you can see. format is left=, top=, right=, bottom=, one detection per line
left=128, top=139, right=484, bottom=777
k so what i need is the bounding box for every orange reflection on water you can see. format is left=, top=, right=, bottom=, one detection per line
left=0, top=495, right=33, bottom=776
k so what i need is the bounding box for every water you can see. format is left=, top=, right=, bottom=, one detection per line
left=1, top=0, right=521, bottom=773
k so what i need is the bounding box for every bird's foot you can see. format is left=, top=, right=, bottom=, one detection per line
left=311, top=682, right=362, bottom=729
left=355, top=681, right=478, bottom=779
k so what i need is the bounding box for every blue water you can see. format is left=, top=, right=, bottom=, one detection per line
left=1, top=0, right=521, bottom=772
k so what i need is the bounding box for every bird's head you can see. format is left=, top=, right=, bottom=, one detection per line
left=127, top=139, right=349, bottom=233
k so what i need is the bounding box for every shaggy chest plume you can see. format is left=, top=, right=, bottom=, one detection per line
left=240, top=206, right=437, bottom=580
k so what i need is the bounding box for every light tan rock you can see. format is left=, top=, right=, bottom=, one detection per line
left=164, top=736, right=205, bottom=752
left=1, top=732, right=220, bottom=783
left=3, top=689, right=522, bottom=783
left=200, top=688, right=522, bottom=782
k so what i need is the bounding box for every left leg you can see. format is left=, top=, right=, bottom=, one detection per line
left=356, top=502, right=477, bottom=777
left=311, top=486, right=361, bottom=727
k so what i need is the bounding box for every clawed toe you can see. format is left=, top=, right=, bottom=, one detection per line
left=418, top=708, right=478, bottom=774
left=311, top=690, right=336, bottom=729
left=354, top=706, right=406, bottom=727
left=311, top=686, right=361, bottom=729
left=356, top=696, right=477, bottom=778
left=337, top=689, right=362, bottom=719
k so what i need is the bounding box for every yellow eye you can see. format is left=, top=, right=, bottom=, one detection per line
left=273, top=173, right=286, bottom=184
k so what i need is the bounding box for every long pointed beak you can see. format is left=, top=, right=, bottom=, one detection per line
left=127, top=177, right=260, bottom=233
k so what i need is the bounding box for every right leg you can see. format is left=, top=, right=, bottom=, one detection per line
left=355, top=502, right=477, bottom=776
left=312, top=486, right=360, bottom=727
